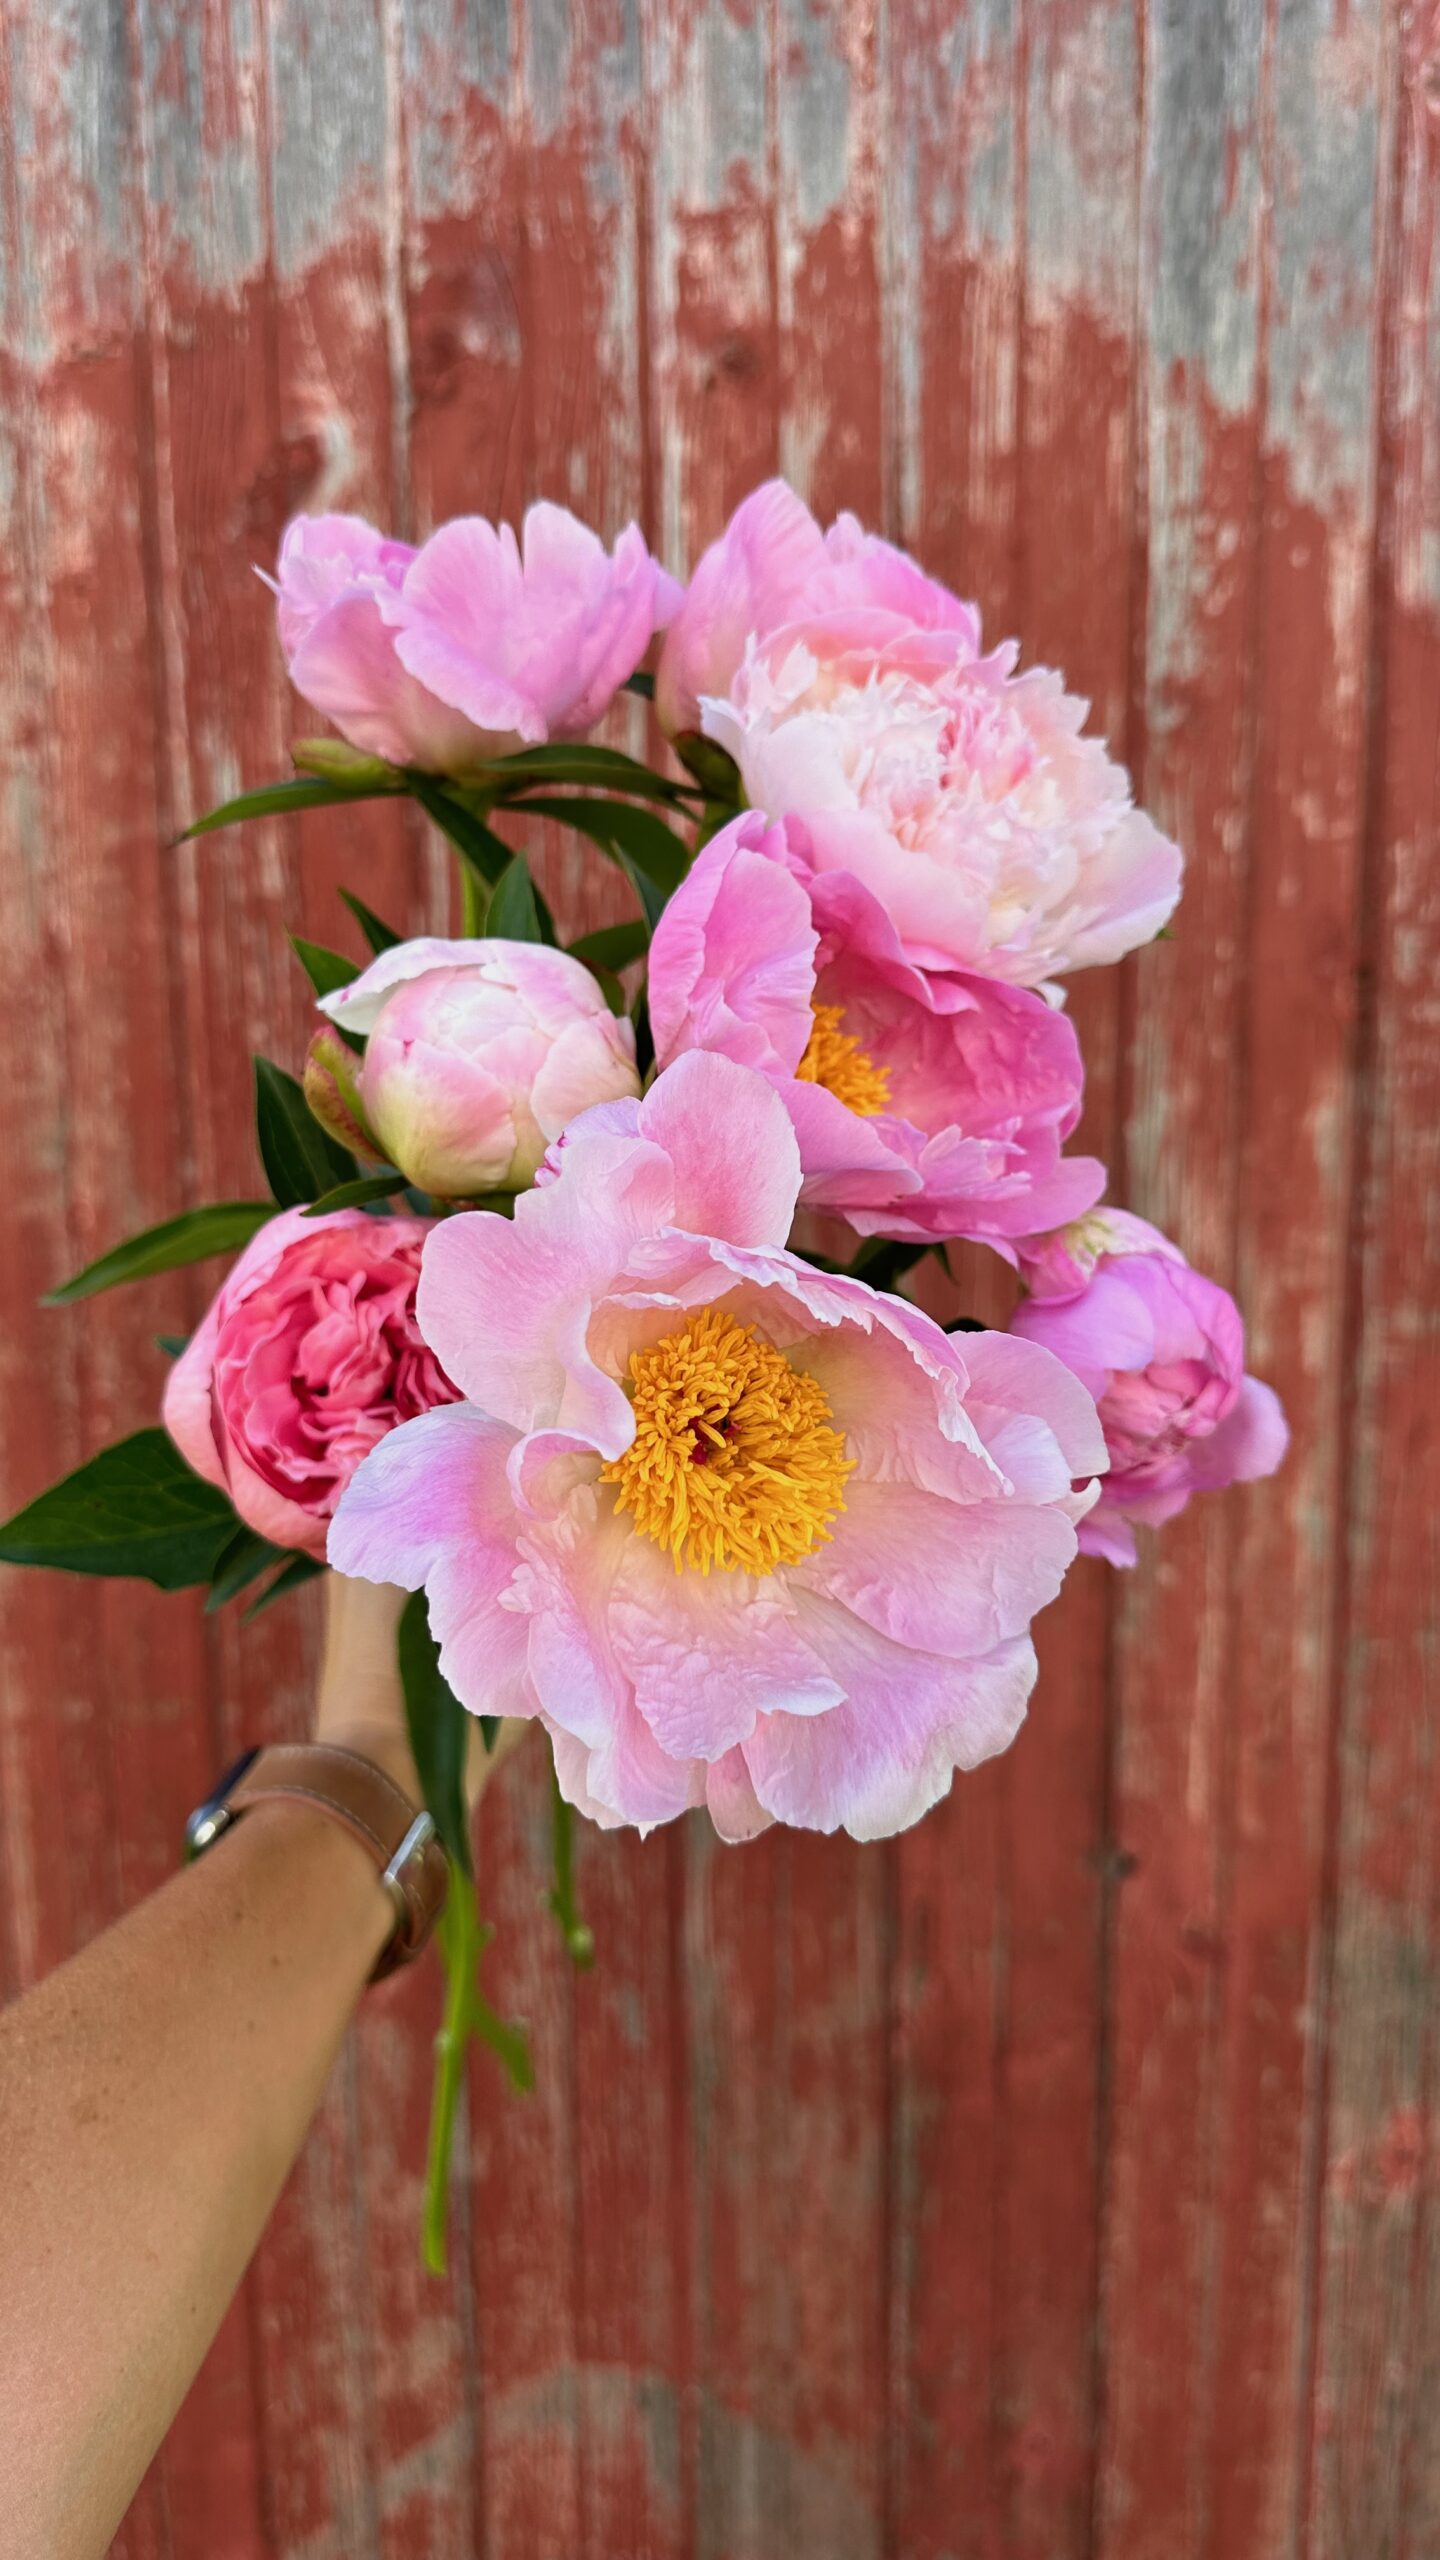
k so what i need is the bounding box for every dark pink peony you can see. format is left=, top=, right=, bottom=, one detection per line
left=163, top=1208, right=458, bottom=1557
left=1010, top=1214, right=1287, bottom=1565
left=647, top=812, right=1104, bottom=1246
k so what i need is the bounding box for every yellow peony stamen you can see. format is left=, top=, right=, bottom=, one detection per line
left=602, top=1305, right=853, bottom=1575
left=795, top=1002, right=892, bottom=1117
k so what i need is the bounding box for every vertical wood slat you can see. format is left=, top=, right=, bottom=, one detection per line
left=0, top=7, right=1435, bottom=2557
left=1209, top=9, right=1392, bottom=2557
left=1095, top=4, right=1271, bottom=2555
left=1309, top=11, right=1440, bottom=2553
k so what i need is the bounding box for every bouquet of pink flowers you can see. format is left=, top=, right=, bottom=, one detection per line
left=0, top=483, right=1286, bottom=2265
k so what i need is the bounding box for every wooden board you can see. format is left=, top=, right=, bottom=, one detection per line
left=0, top=5, right=1435, bottom=2554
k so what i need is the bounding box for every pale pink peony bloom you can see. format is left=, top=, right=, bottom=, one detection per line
left=701, top=617, right=1182, bottom=989
left=647, top=812, right=1105, bottom=1246
left=163, top=1208, right=458, bottom=1558
left=329, top=1052, right=1105, bottom=1841
left=273, top=504, right=677, bottom=771
left=1010, top=1219, right=1287, bottom=1566
left=655, top=479, right=979, bottom=737
left=318, top=937, right=641, bottom=1198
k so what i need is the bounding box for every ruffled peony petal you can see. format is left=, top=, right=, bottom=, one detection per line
left=609, top=1536, right=842, bottom=1759
left=744, top=1597, right=1037, bottom=1838
left=792, top=1477, right=1079, bottom=1659
left=327, top=1402, right=518, bottom=1589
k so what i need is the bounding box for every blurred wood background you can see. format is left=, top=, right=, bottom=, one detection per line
left=1, top=2, right=1437, bottom=2553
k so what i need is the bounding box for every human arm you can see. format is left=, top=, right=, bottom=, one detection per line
left=0, top=1574, right=517, bottom=2560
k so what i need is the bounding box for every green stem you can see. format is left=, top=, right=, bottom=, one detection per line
left=547, top=1770, right=594, bottom=1968
left=458, top=853, right=487, bottom=937
left=422, top=1856, right=476, bottom=2276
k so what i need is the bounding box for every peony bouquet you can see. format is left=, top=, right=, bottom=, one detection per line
left=0, top=483, right=1286, bottom=2266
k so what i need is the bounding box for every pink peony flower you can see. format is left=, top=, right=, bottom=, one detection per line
left=319, top=937, right=641, bottom=1197
left=1010, top=1219, right=1288, bottom=1566
left=273, top=504, right=678, bottom=772
left=329, top=1052, right=1105, bottom=1841
left=648, top=812, right=1105, bottom=1246
left=163, top=1208, right=458, bottom=1558
left=701, top=618, right=1181, bottom=989
left=655, top=479, right=979, bottom=737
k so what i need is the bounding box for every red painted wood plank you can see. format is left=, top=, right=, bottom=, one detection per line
left=1309, top=13, right=1440, bottom=2552
left=1093, top=6, right=1271, bottom=2554
left=997, top=9, right=1144, bottom=2551
left=1204, top=10, right=1391, bottom=2556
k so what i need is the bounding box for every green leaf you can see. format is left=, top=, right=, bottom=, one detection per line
left=179, top=775, right=400, bottom=842
left=290, top=935, right=359, bottom=999
left=338, top=888, right=403, bottom=954
left=206, top=1526, right=288, bottom=1611
left=0, top=1429, right=238, bottom=1589
left=515, top=795, right=690, bottom=901
left=469, top=1978, right=534, bottom=2093
left=254, top=1056, right=356, bottom=1207
left=484, top=852, right=553, bottom=944
left=301, top=1172, right=408, bottom=1217
left=623, top=668, right=656, bottom=700
left=568, top=918, right=650, bottom=973
left=476, top=743, right=697, bottom=806
left=407, top=778, right=515, bottom=886
left=242, top=1552, right=324, bottom=1618
left=44, top=1201, right=274, bottom=1305
left=848, top=1238, right=930, bottom=1297
left=398, top=1590, right=473, bottom=1875
left=154, top=1333, right=190, bottom=1359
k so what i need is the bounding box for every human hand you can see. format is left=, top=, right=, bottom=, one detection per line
left=314, top=1572, right=530, bottom=1808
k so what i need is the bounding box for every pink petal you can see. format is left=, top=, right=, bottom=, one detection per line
left=608, top=1537, right=842, bottom=1759
left=792, top=1477, right=1079, bottom=1657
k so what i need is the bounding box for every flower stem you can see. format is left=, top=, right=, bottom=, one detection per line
left=458, top=853, right=488, bottom=937
left=547, top=1770, right=594, bottom=1968
left=422, top=1855, right=476, bottom=2276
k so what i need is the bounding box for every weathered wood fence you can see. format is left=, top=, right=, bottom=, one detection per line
left=1, top=3, right=1437, bottom=2553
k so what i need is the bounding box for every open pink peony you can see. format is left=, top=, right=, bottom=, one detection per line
left=329, top=1053, right=1105, bottom=1840
left=273, top=504, right=677, bottom=771
left=699, top=614, right=1180, bottom=990
left=648, top=812, right=1105, bottom=1246
left=655, top=479, right=979, bottom=737
left=1011, top=1213, right=1288, bottom=1566
left=164, top=1208, right=458, bottom=1557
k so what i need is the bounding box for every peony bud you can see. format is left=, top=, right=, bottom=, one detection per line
left=317, top=936, right=642, bottom=1198
left=304, top=1024, right=382, bottom=1160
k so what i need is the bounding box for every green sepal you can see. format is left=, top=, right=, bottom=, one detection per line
left=568, top=919, right=650, bottom=974
left=671, top=731, right=742, bottom=800
left=338, top=888, right=403, bottom=954
left=485, top=852, right=557, bottom=945
left=0, top=1429, right=238, bottom=1589
left=254, top=1056, right=356, bottom=1207
left=290, top=935, right=360, bottom=1000
left=44, top=1202, right=274, bottom=1306
left=292, top=739, right=401, bottom=788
